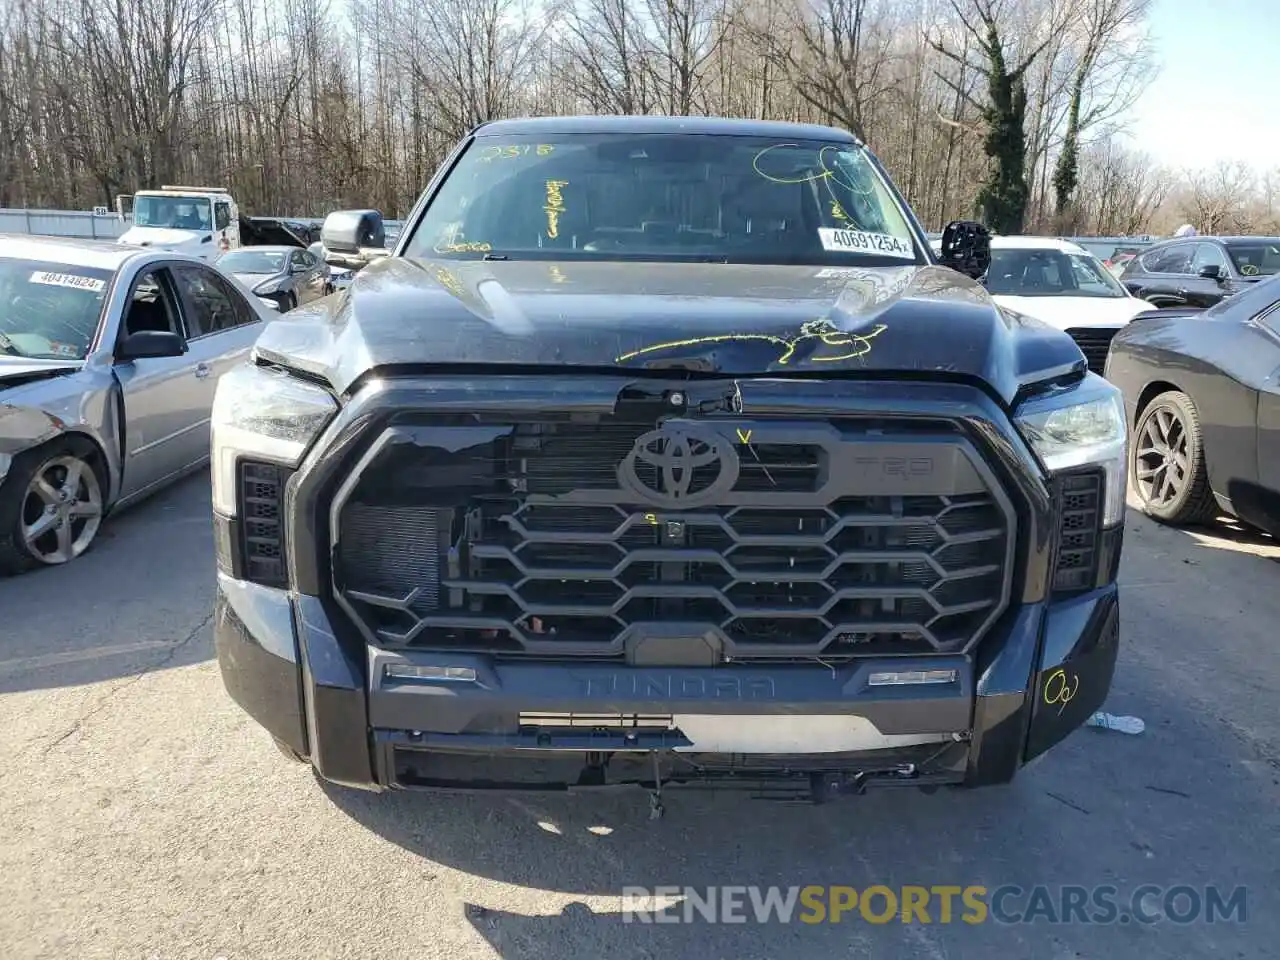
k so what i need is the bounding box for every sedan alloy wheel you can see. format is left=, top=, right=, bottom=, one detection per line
left=20, top=452, right=104, bottom=565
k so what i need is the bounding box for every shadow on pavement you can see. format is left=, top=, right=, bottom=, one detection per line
left=0, top=473, right=217, bottom=694
left=321, top=644, right=1280, bottom=959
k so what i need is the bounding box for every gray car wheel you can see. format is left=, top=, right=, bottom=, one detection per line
left=1131, top=390, right=1218, bottom=526
left=0, top=439, right=105, bottom=575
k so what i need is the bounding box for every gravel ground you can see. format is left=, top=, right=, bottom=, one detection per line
left=2, top=474, right=1278, bottom=960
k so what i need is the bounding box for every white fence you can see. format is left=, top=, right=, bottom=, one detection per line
left=0, top=208, right=130, bottom=240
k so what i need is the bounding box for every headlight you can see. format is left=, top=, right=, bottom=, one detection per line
left=1015, top=375, right=1127, bottom=526
left=210, top=363, right=338, bottom=516
left=252, top=277, right=283, bottom=295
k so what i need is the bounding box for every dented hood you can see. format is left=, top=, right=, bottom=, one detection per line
left=0, top=357, right=83, bottom=390
left=253, top=257, right=1086, bottom=406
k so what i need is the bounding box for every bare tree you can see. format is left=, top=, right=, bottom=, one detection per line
left=929, top=0, right=1063, bottom=232
left=1051, top=0, right=1154, bottom=215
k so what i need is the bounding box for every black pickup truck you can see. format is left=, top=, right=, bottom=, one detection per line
left=210, top=116, right=1125, bottom=803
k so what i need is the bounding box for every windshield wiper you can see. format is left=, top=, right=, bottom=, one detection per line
left=0, top=332, right=26, bottom=357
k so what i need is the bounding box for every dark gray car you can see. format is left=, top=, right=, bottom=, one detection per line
left=217, top=245, right=330, bottom=312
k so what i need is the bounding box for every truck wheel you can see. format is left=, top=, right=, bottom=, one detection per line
left=0, top=437, right=105, bottom=575
left=1131, top=390, right=1218, bottom=525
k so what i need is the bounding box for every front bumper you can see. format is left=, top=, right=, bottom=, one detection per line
left=215, top=566, right=1121, bottom=796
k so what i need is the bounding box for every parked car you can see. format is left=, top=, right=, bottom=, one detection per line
left=216, top=245, right=330, bottom=311
left=983, top=236, right=1154, bottom=374
left=1119, top=235, right=1280, bottom=308
left=307, top=242, right=354, bottom=292
left=211, top=115, right=1126, bottom=799
left=0, top=234, right=275, bottom=573
left=1070, top=238, right=1154, bottom=277
left=1106, top=273, right=1280, bottom=532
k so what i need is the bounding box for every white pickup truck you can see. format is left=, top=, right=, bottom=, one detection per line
left=115, top=186, right=309, bottom=260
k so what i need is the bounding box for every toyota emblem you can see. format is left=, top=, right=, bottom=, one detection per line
left=618, top=425, right=739, bottom=508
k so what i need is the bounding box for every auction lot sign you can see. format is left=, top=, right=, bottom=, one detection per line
left=620, top=884, right=1246, bottom=926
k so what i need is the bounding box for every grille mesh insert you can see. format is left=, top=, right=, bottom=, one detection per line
left=335, top=418, right=1014, bottom=658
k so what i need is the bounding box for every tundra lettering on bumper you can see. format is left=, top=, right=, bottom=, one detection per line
left=213, top=375, right=1124, bottom=798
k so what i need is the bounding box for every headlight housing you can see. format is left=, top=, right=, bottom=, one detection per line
left=252, top=277, right=284, bottom=295
left=1015, top=374, right=1127, bottom=526
left=210, top=362, right=338, bottom=517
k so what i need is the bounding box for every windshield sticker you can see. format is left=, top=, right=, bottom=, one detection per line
left=478, top=144, right=554, bottom=162
left=1241, top=263, right=1259, bottom=276
left=616, top=319, right=887, bottom=367
left=819, top=228, right=913, bottom=258
left=545, top=179, right=568, bottom=239
left=435, top=241, right=492, bottom=254
left=47, top=341, right=80, bottom=359
left=830, top=201, right=850, bottom=222
left=29, top=271, right=106, bottom=293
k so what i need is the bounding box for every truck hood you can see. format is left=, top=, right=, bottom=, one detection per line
left=992, top=294, right=1153, bottom=330
left=118, top=226, right=211, bottom=250
left=253, top=258, right=1086, bottom=406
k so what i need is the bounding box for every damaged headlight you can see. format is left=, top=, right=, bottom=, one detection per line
left=210, top=362, right=338, bottom=517
left=1015, top=374, right=1127, bottom=526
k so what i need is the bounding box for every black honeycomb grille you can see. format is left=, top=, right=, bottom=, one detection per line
left=334, top=418, right=1015, bottom=659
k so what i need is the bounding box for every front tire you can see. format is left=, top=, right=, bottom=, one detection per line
left=278, top=292, right=297, bottom=313
left=1131, top=390, right=1218, bottom=525
left=0, top=438, right=105, bottom=575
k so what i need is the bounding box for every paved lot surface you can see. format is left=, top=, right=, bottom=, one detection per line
left=2, top=474, right=1279, bottom=959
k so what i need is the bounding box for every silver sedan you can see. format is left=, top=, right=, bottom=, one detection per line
left=217, top=245, right=330, bottom=312
left=0, top=234, right=275, bottom=574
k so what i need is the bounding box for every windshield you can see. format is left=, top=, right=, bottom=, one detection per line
left=0, top=258, right=112, bottom=360
left=133, top=195, right=213, bottom=231
left=984, top=248, right=1127, bottom=298
left=219, top=250, right=287, bottom=274
left=404, top=133, right=922, bottom=265
left=1225, top=241, right=1280, bottom=277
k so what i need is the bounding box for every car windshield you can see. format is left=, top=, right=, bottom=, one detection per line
left=0, top=258, right=112, bottom=360
left=404, top=133, right=922, bottom=265
left=219, top=250, right=287, bottom=274
left=984, top=248, right=1127, bottom=298
left=133, top=195, right=213, bottom=231
left=1225, top=241, right=1280, bottom=277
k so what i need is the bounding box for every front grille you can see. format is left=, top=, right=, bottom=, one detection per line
left=1065, top=328, right=1119, bottom=376
left=238, top=460, right=289, bottom=587
left=333, top=417, right=1015, bottom=659
left=1052, top=470, right=1102, bottom=592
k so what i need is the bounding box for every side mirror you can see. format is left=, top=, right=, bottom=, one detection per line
left=118, top=330, right=187, bottom=361
left=320, top=209, right=388, bottom=270
left=1198, top=264, right=1224, bottom=281
left=938, top=220, right=992, bottom=280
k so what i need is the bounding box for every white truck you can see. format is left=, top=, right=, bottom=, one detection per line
left=114, top=186, right=312, bottom=261
left=115, top=185, right=241, bottom=260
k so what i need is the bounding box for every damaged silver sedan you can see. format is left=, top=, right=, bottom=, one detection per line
left=0, top=235, right=275, bottom=574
